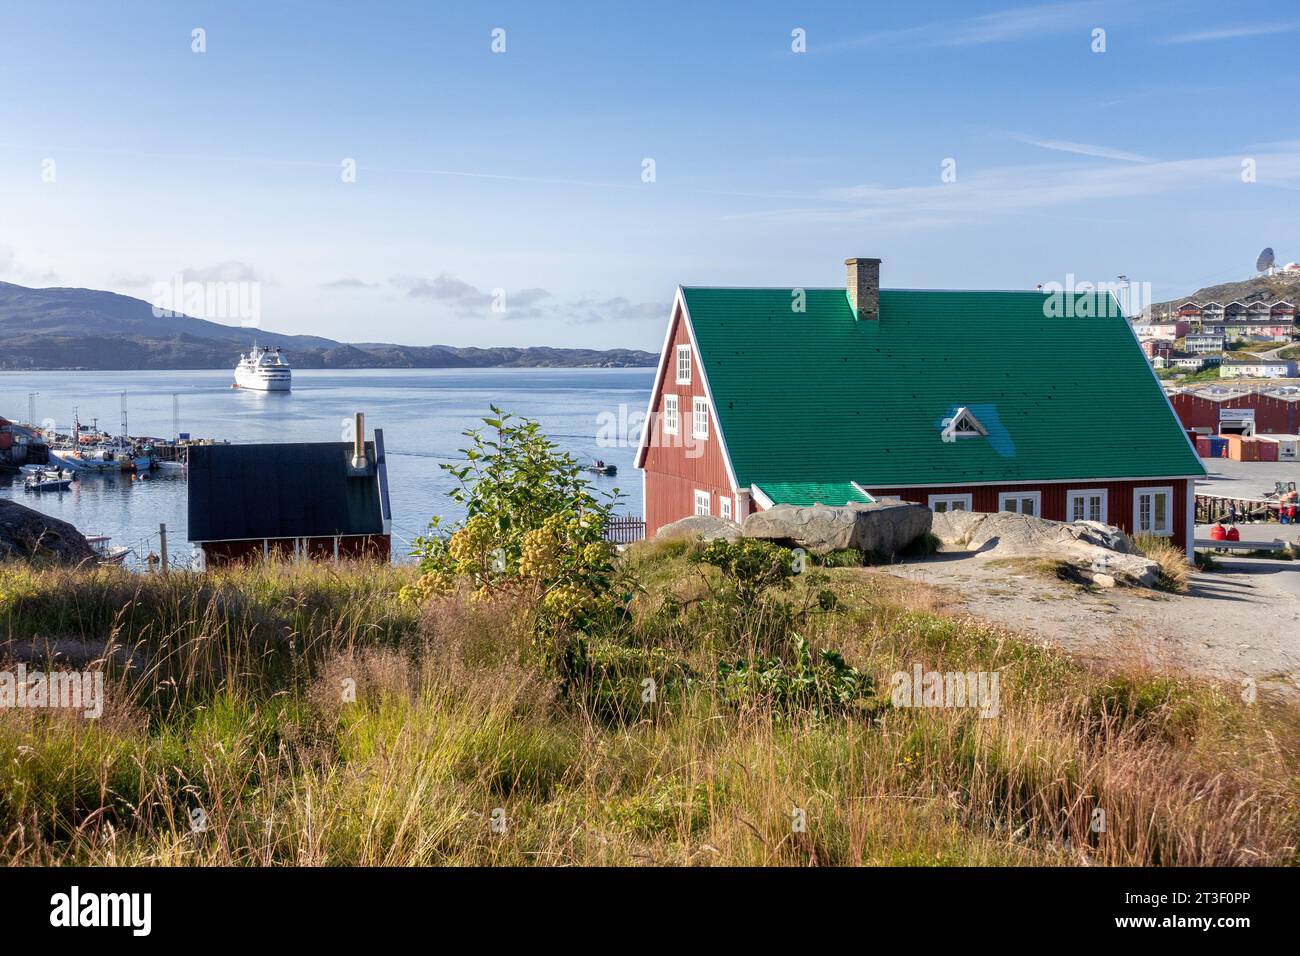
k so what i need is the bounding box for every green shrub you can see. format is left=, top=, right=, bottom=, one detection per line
left=716, top=635, right=877, bottom=717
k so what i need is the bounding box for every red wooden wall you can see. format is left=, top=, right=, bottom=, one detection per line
left=641, top=302, right=736, bottom=536
left=1170, top=393, right=1300, bottom=434
left=200, top=534, right=391, bottom=567
left=861, top=479, right=1191, bottom=549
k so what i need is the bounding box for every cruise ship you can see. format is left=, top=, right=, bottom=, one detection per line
left=234, top=345, right=292, bottom=391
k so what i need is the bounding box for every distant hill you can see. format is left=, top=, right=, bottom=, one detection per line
left=1148, top=271, right=1300, bottom=316
left=0, top=282, right=657, bottom=370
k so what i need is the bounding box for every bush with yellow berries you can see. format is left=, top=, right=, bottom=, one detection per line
left=408, top=408, right=623, bottom=631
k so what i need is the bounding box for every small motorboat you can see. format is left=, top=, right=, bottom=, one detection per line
left=25, top=468, right=75, bottom=492
left=586, top=461, right=618, bottom=476
left=86, top=535, right=130, bottom=564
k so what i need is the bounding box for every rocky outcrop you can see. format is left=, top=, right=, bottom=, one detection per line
left=930, top=510, right=1160, bottom=588
left=654, top=515, right=742, bottom=543
left=0, top=499, right=96, bottom=565
left=741, top=500, right=931, bottom=556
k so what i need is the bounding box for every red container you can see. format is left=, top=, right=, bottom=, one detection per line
left=1196, top=436, right=1212, bottom=457
left=1259, top=440, right=1279, bottom=462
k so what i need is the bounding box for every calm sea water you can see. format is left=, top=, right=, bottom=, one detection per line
left=0, top=368, right=653, bottom=566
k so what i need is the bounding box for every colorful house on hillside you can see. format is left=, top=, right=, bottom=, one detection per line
left=635, top=258, right=1205, bottom=556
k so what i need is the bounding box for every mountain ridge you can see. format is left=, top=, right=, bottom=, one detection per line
left=0, top=282, right=657, bottom=370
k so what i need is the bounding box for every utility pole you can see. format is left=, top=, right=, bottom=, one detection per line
left=172, top=393, right=180, bottom=443
left=120, top=392, right=128, bottom=441
left=27, top=392, right=37, bottom=426
left=159, top=523, right=168, bottom=573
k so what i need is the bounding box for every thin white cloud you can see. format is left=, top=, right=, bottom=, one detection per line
left=181, top=260, right=262, bottom=283
left=0, top=244, right=60, bottom=286
left=1160, top=21, right=1300, bottom=44
left=815, top=1, right=1113, bottom=54
left=1020, top=137, right=1155, bottom=163
left=725, top=142, right=1300, bottom=230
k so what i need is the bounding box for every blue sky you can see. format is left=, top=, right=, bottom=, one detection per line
left=2, top=0, right=1299, bottom=349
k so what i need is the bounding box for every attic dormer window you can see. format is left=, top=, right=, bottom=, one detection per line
left=941, top=407, right=987, bottom=442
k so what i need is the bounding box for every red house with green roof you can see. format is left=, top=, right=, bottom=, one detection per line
left=635, top=257, right=1205, bottom=556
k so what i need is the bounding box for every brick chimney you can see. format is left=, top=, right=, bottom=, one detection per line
left=845, top=257, right=880, bottom=321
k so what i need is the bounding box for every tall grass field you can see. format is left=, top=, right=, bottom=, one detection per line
left=1, top=545, right=1296, bottom=867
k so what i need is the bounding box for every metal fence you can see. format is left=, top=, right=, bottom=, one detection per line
left=603, top=514, right=645, bottom=544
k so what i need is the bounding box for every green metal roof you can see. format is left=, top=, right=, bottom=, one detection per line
left=682, top=287, right=1204, bottom=489
left=755, top=480, right=874, bottom=507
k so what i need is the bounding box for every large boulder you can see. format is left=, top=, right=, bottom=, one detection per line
left=929, top=510, right=1159, bottom=588
left=654, top=514, right=742, bottom=543
left=741, top=500, right=931, bottom=556
left=0, top=499, right=96, bottom=565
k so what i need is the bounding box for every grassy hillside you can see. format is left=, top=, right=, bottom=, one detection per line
left=1, top=552, right=1295, bottom=866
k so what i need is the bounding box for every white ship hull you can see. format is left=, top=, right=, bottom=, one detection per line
left=234, top=365, right=291, bottom=391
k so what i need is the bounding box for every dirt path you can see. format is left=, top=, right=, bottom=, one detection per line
left=880, top=553, right=1300, bottom=698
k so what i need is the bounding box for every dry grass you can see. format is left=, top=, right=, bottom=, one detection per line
left=0, top=548, right=1296, bottom=866
left=1134, top=534, right=1193, bottom=592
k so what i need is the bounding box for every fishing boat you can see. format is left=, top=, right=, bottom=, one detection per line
left=49, top=447, right=120, bottom=474
left=234, top=345, right=292, bottom=391
left=586, top=461, right=618, bottom=476
left=86, top=535, right=130, bottom=564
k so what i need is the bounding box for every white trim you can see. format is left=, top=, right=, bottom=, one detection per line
left=662, top=393, right=679, bottom=435
left=928, top=493, right=973, bottom=512
left=1133, top=485, right=1175, bottom=536
left=849, top=481, right=876, bottom=503
left=691, top=396, right=710, bottom=440
left=633, top=290, right=682, bottom=470
left=864, top=474, right=1200, bottom=490
left=693, top=489, right=711, bottom=516
left=634, top=288, right=741, bottom=495
left=719, top=496, right=733, bottom=521
left=750, top=484, right=775, bottom=510
left=1066, top=487, right=1109, bottom=524
left=1184, top=478, right=1195, bottom=559
left=675, top=344, right=692, bottom=385
left=997, top=490, right=1041, bottom=516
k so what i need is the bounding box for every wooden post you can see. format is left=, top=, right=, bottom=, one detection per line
left=159, top=523, right=168, bottom=573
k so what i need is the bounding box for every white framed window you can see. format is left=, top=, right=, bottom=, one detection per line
left=663, top=394, right=679, bottom=435
left=720, top=496, right=733, bottom=521
left=1067, top=488, right=1108, bottom=524
left=927, top=493, right=973, bottom=513
left=692, top=397, right=709, bottom=439
left=998, top=491, right=1041, bottom=516
left=675, top=345, right=692, bottom=384
left=1134, top=486, right=1173, bottom=536
left=693, top=490, right=711, bottom=516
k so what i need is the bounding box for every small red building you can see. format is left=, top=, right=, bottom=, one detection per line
left=187, top=417, right=392, bottom=565
left=636, top=258, right=1204, bottom=555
